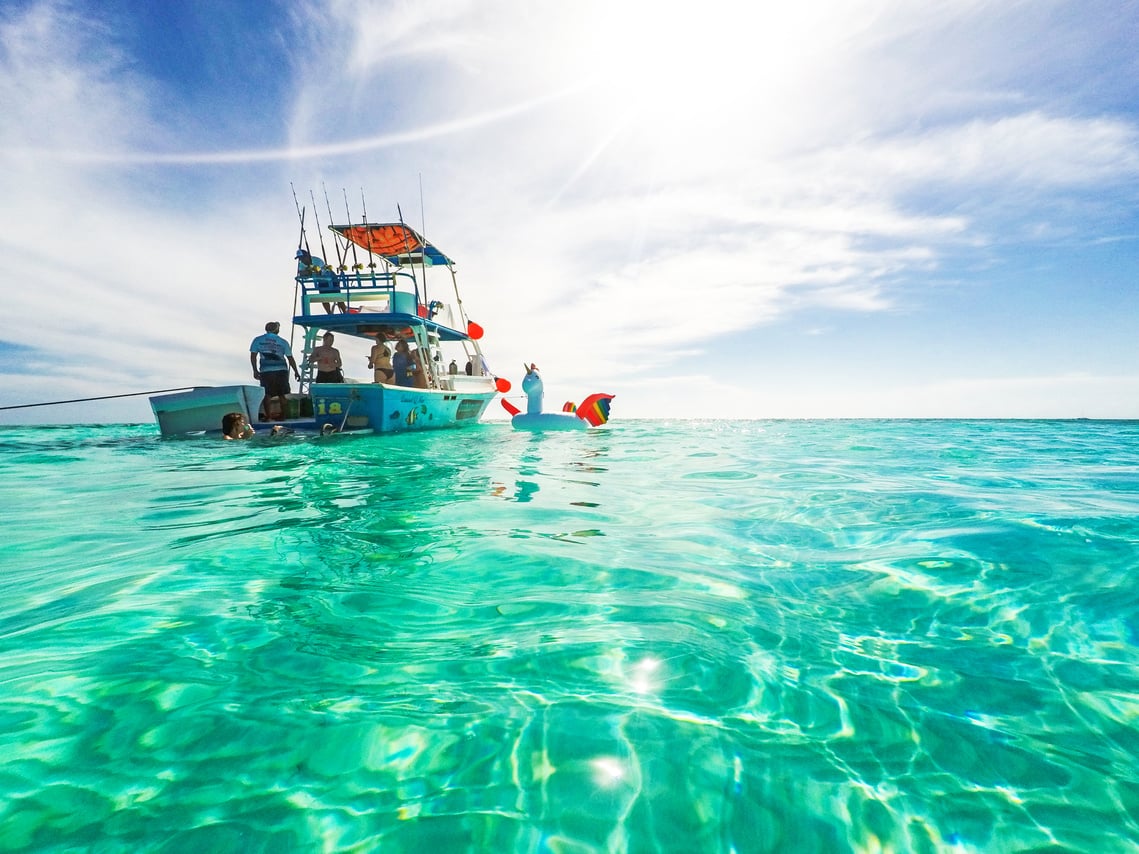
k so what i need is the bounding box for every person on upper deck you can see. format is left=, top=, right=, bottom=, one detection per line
left=310, top=332, right=344, bottom=383
left=392, top=340, right=418, bottom=387
left=249, top=321, right=301, bottom=421
left=295, top=248, right=347, bottom=314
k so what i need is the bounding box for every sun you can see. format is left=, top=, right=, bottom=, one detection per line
left=534, top=1, right=852, bottom=156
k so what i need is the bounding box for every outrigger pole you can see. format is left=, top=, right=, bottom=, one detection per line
left=395, top=203, right=423, bottom=305
left=418, top=174, right=431, bottom=308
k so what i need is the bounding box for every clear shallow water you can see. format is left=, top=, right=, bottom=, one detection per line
left=2, top=419, right=1138, bottom=852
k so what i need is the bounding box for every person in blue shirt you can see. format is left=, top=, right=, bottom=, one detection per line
left=295, top=248, right=347, bottom=313
left=249, top=321, right=301, bottom=420
left=392, top=340, right=418, bottom=387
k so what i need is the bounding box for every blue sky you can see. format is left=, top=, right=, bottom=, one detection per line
left=1, top=0, right=1138, bottom=423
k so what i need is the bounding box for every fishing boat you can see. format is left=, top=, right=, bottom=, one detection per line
left=150, top=214, right=503, bottom=437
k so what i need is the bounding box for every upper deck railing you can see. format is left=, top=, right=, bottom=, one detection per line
left=295, top=266, right=462, bottom=331
left=296, top=267, right=420, bottom=316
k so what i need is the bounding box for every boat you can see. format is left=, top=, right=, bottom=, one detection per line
left=150, top=212, right=504, bottom=437
left=501, top=364, right=613, bottom=431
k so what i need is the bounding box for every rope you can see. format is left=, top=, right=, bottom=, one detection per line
left=0, top=387, right=201, bottom=411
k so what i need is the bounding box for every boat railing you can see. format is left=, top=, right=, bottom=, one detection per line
left=296, top=269, right=423, bottom=316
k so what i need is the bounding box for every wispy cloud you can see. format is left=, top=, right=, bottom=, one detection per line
left=834, top=113, right=1139, bottom=189
left=3, top=83, right=591, bottom=165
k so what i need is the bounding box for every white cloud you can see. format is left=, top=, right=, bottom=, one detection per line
left=0, top=1, right=155, bottom=152
left=829, top=112, right=1139, bottom=189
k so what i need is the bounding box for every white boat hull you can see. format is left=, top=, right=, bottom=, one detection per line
left=150, top=381, right=496, bottom=437
left=150, top=385, right=265, bottom=435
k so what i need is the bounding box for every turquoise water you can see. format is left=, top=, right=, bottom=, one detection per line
left=2, top=420, right=1139, bottom=852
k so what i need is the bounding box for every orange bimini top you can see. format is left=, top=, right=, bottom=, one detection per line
left=330, top=223, right=453, bottom=267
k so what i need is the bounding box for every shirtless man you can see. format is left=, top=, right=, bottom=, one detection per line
left=310, top=332, right=344, bottom=383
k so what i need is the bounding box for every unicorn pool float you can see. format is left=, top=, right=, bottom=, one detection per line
left=501, top=364, right=614, bottom=431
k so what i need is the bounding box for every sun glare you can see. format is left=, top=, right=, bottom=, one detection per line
left=571, top=4, right=837, bottom=127
left=522, top=0, right=867, bottom=170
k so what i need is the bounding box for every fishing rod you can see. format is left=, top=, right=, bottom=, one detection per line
left=394, top=202, right=423, bottom=305
left=394, top=202, right=435, bottom=387
left=310, top=189, right=341, bottom=277
left=320, top=183, right=348, bottom=277
left=340, top=187, right=362, bottom=279
left=360, top=189, right=378, bottom=281
left=290, top=183, right=312, bottom=257
left=288, top=185, right=312, bottom=350
left=310, top=191, right=349, bottom=321
left=291, top=205, right=304, bottom=347
left=0, top=387, right=200, bottom=411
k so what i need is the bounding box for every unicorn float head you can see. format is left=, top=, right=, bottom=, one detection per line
left=502, top=362, right=614, bottom=431
left=521, top=363, right=544, bottom=415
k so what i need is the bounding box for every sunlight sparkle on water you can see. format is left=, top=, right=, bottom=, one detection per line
left=590, top=757, right=627, bottom=788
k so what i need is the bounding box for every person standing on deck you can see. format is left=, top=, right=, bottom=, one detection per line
left=369, top=340, right=394, bottom=383
left=249, top=321, right=301, bottom=421
left=310, top=332, right=344, bottom=383
left=392, top=340, right=418, bottom=387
